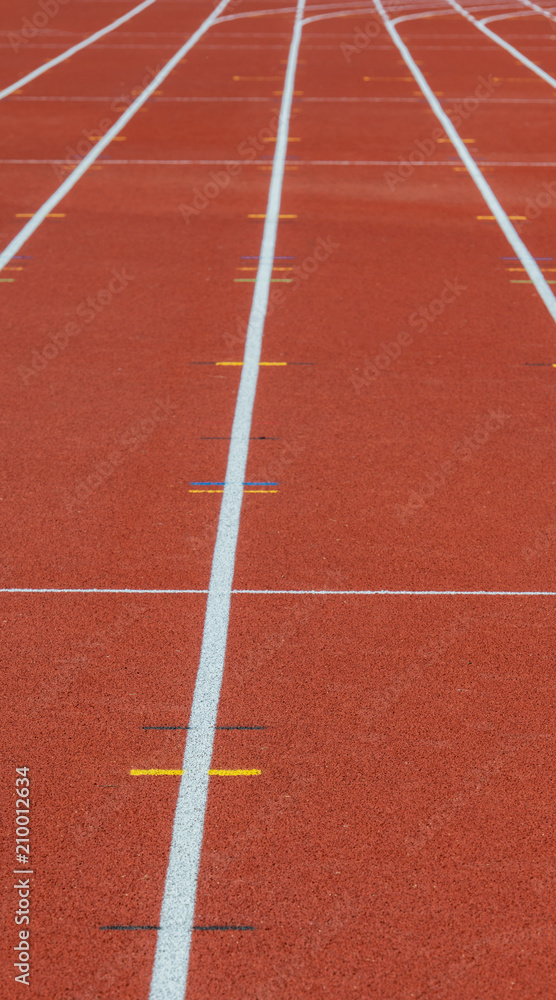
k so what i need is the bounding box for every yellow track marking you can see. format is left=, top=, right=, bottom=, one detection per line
left=233, top=75, right=281, bottom=80
left=262, top=136, right=301, bottom=142
left=506, top=267, right=556, bottom=272
left=364, top=76, right=413, bottom=81
left=477, top=215, right=526, bottom=220
left=209, top=769, right=261, bottom=776
left=130, top=769, right=261, bottom=776
left=248, top=213, right=297, bottom=219
left=16, top=213, right=65, bottom=218
left=236, top=266, right=293, bottom=271
left=131, top=769, right=182, bottom=775
left=437, top=137, right=475, bottom=143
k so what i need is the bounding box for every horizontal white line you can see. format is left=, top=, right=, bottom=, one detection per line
left=0, top=588, right=209, bottom=594
left=3, top=159, right=556, bottom=168
left=0, top=589, right=554, bottom=596
left=5, top=96, right=556, bottom=104
left=235, top=590, right=556, bottom=596
left=1, top=159, right=554, bottom=167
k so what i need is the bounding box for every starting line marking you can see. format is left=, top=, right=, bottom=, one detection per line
left=15, top=213, right=65, bottom=218
left=130, top=769, right=261, bottom=776
left=248, top=213, right=297, bottom=218
left=477, top=215, right=526, bottom=220
left=0, top=589, right=554, bottom=596
left=101, top=925, right=253, bottom=931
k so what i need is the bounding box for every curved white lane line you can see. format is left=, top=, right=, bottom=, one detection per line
left=215, top=1, right=374, bottom=24
left=445, top=0, right=556, bottom=90
left=0, top=0, right=233, bottom=274
left=481, top=10, right=543, bottom=26
left=518, top=0, right=556, bottom=24
left=374, top=0, right=556, bottom=327
left=215, top=5, right=297, bottom=23
left=0, top=0, right=157, bottom=102
left=392, top=8, right=459, bottom=27
left=148, top=2, right=307, bottom=998
left=302, top=8, right=385, bottom=27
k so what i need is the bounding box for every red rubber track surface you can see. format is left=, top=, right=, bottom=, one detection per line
left=1, top=1, right=555, bottom=999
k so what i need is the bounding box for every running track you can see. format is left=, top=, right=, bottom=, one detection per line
left=1, top=0, right=555, bottom=997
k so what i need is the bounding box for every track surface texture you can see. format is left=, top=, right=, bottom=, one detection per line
left=1, top=0, right=555, bottom=999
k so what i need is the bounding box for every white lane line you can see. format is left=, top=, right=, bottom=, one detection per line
left=214, top=0, right=372, bottom=24
left=301, top=6, right=384, bottom=26
left=391, top=8, right=458, bottom=28
left=445, top=0, right=556, bottom=91
left=480, top=11, right=541, bottom=28
left=148, top=1, right=306, bottom=998
left=0, top=0, right=233, bottom=274
left=0, top=0, right=157, bottom=102
left=0, top=588, right=554, bottom=596
left=517, top=0, right=556, bottom=24
left=374, top=0, right=556, bottom=328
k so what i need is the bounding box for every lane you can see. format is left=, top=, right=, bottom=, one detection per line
left=148, top=1, right=307, bottom=996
